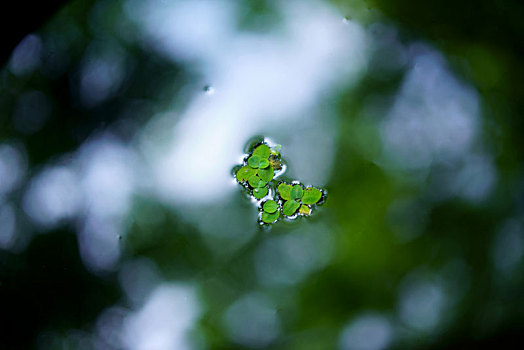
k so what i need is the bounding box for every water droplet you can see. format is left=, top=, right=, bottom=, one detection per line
left=203, top=85, right=215, bottom=95
left=118, top=235, right=123, bottom=240
left=342, top=16, right=351, bottom=24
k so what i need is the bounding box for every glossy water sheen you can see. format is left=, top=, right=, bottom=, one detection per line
left=1, top=0, right=521, bottom=349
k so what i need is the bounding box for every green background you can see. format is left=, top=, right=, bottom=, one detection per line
left=1, top=0, right=523, bottom=349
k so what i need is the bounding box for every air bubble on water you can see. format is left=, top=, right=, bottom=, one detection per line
left=203, top=85, right=215, bottom=95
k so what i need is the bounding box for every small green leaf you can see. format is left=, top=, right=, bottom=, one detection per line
left=257, top=166, right=274, bottom=182
left=283, top=200, right=300, bottom=216
left=236, top=166, right=256, bottom=182
left=253, top=186, right=268, bottom=199
left=262, top=210, right=279, bottom=223
left=248, top=155, right=261, bottom=168
left=278, top=183, right=292, bottom=201
left=302, top=188, right=322, bottom=204
left=290, top=185, right=303, bottom=200
left=299, top=205, right=310, bottom=215
left=253, top=144, right=270, bottom=159
left=248, top=175, right=266, bottom=188
left=259, top=158, right=270, bottom=168
left=263, top=200, right=278, bottom=213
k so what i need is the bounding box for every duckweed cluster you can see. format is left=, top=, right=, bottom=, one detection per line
left=233, top=139, right=326, bottom=225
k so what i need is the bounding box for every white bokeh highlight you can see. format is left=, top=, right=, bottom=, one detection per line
left=339, top=313, right=393, bottom=350
left=23, top=165, right=81, bottom=228
left=121, top=283, right=200, bottom=350
left=130, top=0, right=368, bottom=204
left=223, top=292, right=281, bottom=348
left=255, top=223, right=334, bottom=287
left=381, top=47, right=480, bottom=170
left=397, top=275, right=447, bottom=333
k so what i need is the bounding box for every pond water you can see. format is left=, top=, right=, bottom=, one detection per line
left=1, top=0, right=523, bottom=349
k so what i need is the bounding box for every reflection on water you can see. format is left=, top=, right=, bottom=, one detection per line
left=121, top=284, right=200, bottom=350
left=8, top=34, right=42, bottom=76
left=0, top=143, right=27, bottom=251
left=223, top=292, right=281, bottom=348
left=493, top=219, right=524, bottom=275
left=130, top=0, right=366, bottom=205
left=23, top=165, right=81, bottom=228
left=0, top=142, right=26, bottom=196
left=1, top=0, right=523, bottom=349
left=0, top=202, right=16, bottom=250
left=255, top=223, right=334, bottom=286
left=78, top=42, right=128, bottom=108
left=13, top=90, right=52, bottom=135
left=339, top=313, right=393, bottom=350
left=398, top=275, right=446, bottom=333
left=119, top=258, right=161, bottom=306
left=381, top=47, right=480, bottom=170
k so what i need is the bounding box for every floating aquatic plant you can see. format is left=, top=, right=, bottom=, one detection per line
left=278, top=183, right=323, bottom=217
left=235, top=143, right=276, bottom=200
left=233, top=138, right=326, bottom=225
left=262, top=200, right=280, bottom=223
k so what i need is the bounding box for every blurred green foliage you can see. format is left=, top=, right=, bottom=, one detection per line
left=0, top=0, right=523, bottom=349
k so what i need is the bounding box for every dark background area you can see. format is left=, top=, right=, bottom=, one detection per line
left=0, top=0, right=70, bottom=67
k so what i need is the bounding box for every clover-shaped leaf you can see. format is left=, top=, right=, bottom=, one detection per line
left=290, top=185, right=303, bottom=200
left=234, top=139, right=326, bottom=225
left=253, top=186, right=268, bottom=199
left=283, top=200, right=300, bottom=216
left=262, top=210, right=279, bottom=223
left=257, top=166, right=274, bottom=182
left=236, top=166, right=256, bottom=182
left=248, top=155, right=261, bottom=168
left=259, top=158, right=269, bottom=168
left=248, top=175, right=266, bottom=188
left=278, top=183, right=292, bottom=201
left=248, top=155, right=270, bottom=169
left=299, top=204, right=310, bottom=215
left=253, top=144, right=270, bottom=159
left=262, top=199, right=279, bottom=223
left=263, top=200, right=278, bottom=213
left=302, top=187, right=322, bottom=205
